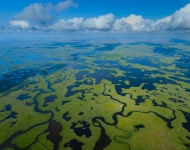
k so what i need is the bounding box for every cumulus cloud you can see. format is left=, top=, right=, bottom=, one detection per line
left=14, top=0, right=77, bottom=25
left=123, top=14, right=152, bottom=31
left=151, top=3, right=190, bottom=31
left=123, top=14, right=143, bottom=26
left=15, top=3, right=53, bottom=25
left=112, top=14, right=152, bottom=32
left=151, top=16, right=171, bottom=31
left=51, top=17, right=83, bottom=31
left=131, top=19, right=152, bottom=32
left=7, top=2, right=190, bottom=32
left=10, top=20, right=30, bottom=29
left=83, top=13, right=115, bottom=30
left=113, top=3, right=190, bottom=32
left=112, top=18, right=128, bottom=31
left=168, top=3, right=190, bottom=30
left=55, top=0, right=77, bottom=12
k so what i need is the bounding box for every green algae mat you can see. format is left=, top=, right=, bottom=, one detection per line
left=0, top=38, right=190, bottom=150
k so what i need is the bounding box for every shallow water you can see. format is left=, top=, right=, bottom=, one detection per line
left=0, top=36, right=190, bottom=150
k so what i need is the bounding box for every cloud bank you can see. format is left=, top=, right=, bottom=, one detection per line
left=13, top=0, right=77, bottom=25
left=6, top=2, right=190, bottom=32
left=83, top=13, right=115, bottom=31
left=51, top=17, right=83, bottom=31
left=10, top=20, right=30, bottom=29
left=152, top=3, right=190, bottom=31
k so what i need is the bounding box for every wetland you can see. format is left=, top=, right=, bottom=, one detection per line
left=0, top=36, right=190, bottom=150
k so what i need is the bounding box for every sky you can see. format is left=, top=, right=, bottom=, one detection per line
left=0, top=0, right=190, bottom=33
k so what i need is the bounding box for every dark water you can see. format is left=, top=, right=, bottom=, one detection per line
left=17, top=94, right=31, bottom=101
left=134, top=125, right=145, bottom=131
left=0, top=64, right=66, bottom=93
left=0, top=104, right=12, bottom=112
left=170, top=39, right=190, bottom=45
left=46, top=120, right=63, bottom=150
left=94, top=43, right=121, bottom=51
left=43, top=95, right=58, bottom=107
left=0, top=111, right=17, bottom=124
left=135, top=96, right=145, bottom=105
left=153, top=47, right=179, bottom=56
left=0, top=39, right=190, bottom=150
left=70, top=120, right=92, bottom=138
left=181, top=111, right=190, bottom=132
left=64, top=139, right=84, bottom=150
left=62, top=112, right=71, bottom=121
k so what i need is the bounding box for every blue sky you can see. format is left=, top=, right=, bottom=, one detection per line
left=0, top=0, right=190, bottom=32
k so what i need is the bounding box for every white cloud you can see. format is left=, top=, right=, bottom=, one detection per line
left=83, top=13, right=115, bottom=30
left=169, top=3, right=190, bottom=30
left=10, top=20, right=30, bottom=29
left=151, top=3, right=190, bottom=31
left=55, top=0, right=77, bottom=12
left=122, top=14, right=152, bottom=31
left=15, top=3, right=53, bottom=25
left=7, top=3, right=190, bottom=33
left=51, top=17, right=83, bottom=31
left=123, top=14, right=143, bottom=26
left=151, top=16, right=171, bottom=31
left=112, top=18, right=128, bottom=31
left=132, top=20, right=152, bottom=32
left=112, top=3, right=190, bottom=32
left=14, top=0, right=77, bottom=25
